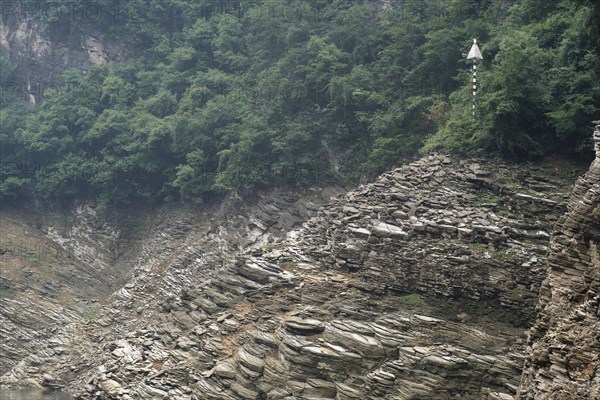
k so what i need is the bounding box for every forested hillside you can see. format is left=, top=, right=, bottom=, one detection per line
left=1, top=0, right=599, bottom=206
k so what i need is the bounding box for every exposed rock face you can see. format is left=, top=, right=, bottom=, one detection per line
left=0, top=12, right=125, bottom=103
left=1, top=155, right=584, bottom=399
left=0, top=204, right=126, bottom=375
left=0, top=187, right=343, bottom=388
left=518, top=125, right=600, bottom=400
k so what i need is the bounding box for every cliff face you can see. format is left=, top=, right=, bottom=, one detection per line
left=518, top=125, right=600, bottom=400
left=1, top=155, right=584, bottom=399
left=0, top=13, right=125, bottom=103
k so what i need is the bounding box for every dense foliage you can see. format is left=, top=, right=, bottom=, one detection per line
left=1, top=0, right=598, bottom=205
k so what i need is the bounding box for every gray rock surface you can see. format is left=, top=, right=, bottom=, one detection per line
left=0, top=14, right=126, bottom=102
left=0, top=155, right=586, bottom=399
left=517, top=124, right=600, bottom=399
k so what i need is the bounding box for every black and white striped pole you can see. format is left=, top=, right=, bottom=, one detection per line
left=467, top=39, right=483, bottom=118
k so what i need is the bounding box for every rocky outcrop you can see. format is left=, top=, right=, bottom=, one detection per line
left=0, top=11, right=126, bottom=103
left=285, top=155, right=563, bottom=326
left=517, top=124, right=600, bottom=399
left=0, top=187, right=343, bottom=390
left=0, top=204, right=126, bottom=375
left=1, top=154, right=583, bottom=399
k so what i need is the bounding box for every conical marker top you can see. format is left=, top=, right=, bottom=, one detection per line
left=467, top=39, right=483, bottom=60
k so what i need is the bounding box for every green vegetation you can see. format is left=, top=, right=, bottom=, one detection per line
left=467, top=242, right=512, bottom=260
left=397, top=293, right=426, bottom=306
left=467, top=242, right=486, bottom=252
left=83, top=307, right=101, bottom=321
left=1, top=0, right=598, bottom=206
left=259, top=242, right=275, bottom=251
left=497, top=176, right=520, bottom=188
left=475, top=194, right=501, bottom=206
left=429, top=296, right=529, bottom=327
left=493, top=248, right=511, bottom=260
left=522, top=202, right=546, bottom=218
left=510, top=288, right=528, bottom=300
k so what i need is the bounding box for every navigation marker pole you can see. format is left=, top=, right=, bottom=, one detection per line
left=467, top=39, right=483, bottom=119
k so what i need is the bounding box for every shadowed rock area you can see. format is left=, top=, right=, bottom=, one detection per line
left=518, top=124, right=600, bottom=400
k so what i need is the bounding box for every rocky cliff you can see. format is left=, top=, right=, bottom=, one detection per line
left=0, top=186, right=344, bottom=389
left=0, top=9, right=125, bottom=103
left=517, top=124, right=600, bottom=400
left=1, top=155, right=585, bottom=399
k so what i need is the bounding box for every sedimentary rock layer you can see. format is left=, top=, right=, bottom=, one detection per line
left=518, top=124, right=600, bottom=400
left=1, top=154, right=585, bottom=399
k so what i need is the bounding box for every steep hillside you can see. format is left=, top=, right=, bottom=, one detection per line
left=2, top=1, right=599, bottom=397
left=1, top=0, right=598, bottom=205
left=517, top=123, right=600, bottom=399
left=0, top=155, right=584, bottom=399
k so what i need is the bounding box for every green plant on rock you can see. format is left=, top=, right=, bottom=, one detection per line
left=397, top=293, right=426, bottom=306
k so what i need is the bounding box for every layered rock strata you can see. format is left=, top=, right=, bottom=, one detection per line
left=0, top=204, right=126, bottom=375
left=1, top=155, right=583, bottom=399
left=518, top=124, right=600, bottom=399
left=0, top=187, right=342, bottom=391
